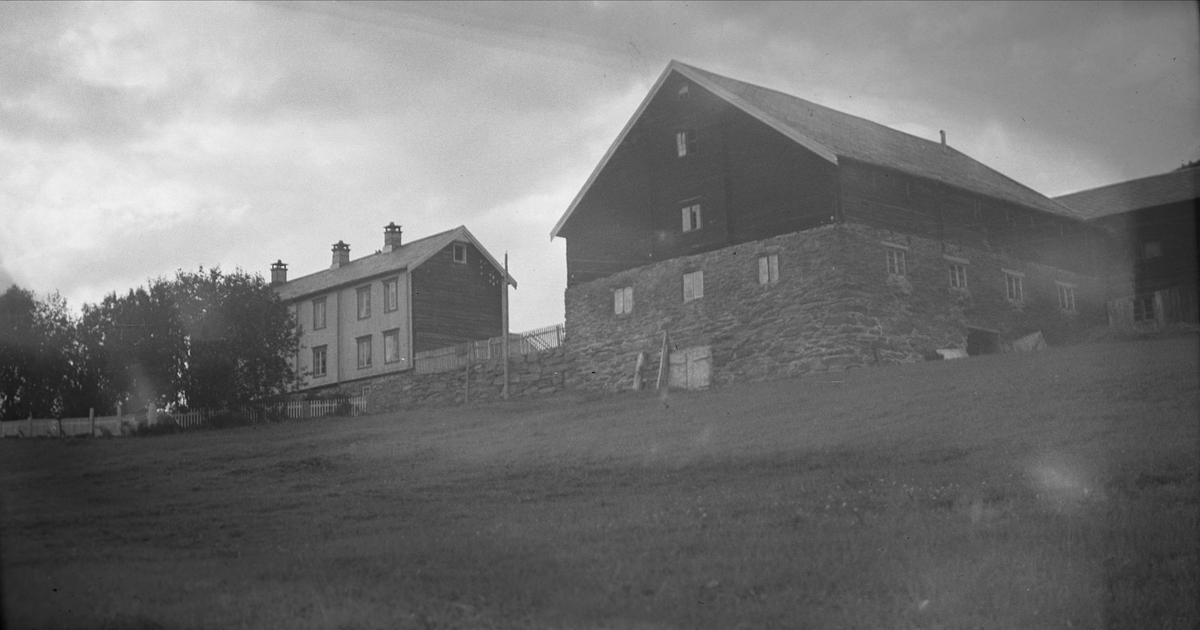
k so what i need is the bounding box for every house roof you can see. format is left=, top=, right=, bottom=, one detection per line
left=275, top=225, right=515, bottom=302
left=1053, top=167, right=1200, bottom=220
left=551, top=60, right=1082, bottom=239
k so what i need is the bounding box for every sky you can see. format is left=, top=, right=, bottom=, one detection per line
left=1, top=1, right=1198, bottom=332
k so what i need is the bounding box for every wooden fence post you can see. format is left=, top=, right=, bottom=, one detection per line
left=464, top=359, right=470, bottom=404
left=89, top=408, right=95, bottom=437
left=27, top=414, right=33, bottom=438
left=656, top=331, right=669, bottom=390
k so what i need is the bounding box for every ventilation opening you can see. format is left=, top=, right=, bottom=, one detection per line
left=966, top=328, right=1001, bottom=356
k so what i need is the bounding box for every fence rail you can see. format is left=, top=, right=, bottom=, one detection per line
left=0, top=396, right=366, bottom=439
left=414, top=323, right=564, bottom=374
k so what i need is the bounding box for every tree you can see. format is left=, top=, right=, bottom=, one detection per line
left=0, top=287, right=81, bottom=420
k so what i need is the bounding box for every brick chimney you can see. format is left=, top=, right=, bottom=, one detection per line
left=940, top=130, right=946, bottom=147
left=270, top=260, right=288, bottom=285
left=383, top=222, right=403, bottom=252
left=331, top=241, right=350, bottom=269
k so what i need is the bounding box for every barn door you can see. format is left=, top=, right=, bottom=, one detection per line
left=668, top=346, right=711, bottom=390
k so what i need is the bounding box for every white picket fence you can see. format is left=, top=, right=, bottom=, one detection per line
left=415, top=323, right=564, bottom=374
left=0, top=396, right=366, bottom=438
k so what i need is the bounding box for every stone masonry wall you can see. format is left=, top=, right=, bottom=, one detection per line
left=301, top=347, right=572, bottom=412
left=564, top=223, right=1105, bottom=392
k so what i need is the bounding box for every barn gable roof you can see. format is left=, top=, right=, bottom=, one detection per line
left=275, top=225, right=515, bottom=302
left=1053, top=167, right=1200, bottom=220
left=550, top=60, right=1081, bottom=239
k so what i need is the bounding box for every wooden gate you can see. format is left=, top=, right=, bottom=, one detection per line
left=669, top=346, right=711, bottom=390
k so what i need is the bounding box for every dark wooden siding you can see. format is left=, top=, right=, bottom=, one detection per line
left=562, top=70, right=838, bottom=286
left=838, top=159, right=1100, bottom=274
left=411, top=242, right=504, bottom=352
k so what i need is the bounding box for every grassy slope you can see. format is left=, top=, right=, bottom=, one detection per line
left=2, top=337, right=1197, bottom=629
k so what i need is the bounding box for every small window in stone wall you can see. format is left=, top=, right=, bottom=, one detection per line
left=1133, top=294, right=1156, bottom=322
left=613, top=286, right=633, bottom=315
left=1004, top=271, right=1024, bottom=302
left=948, top=263, right=967, bottom=290
left=683, top=270, right=704, bottom=302
left=758, top=254, right=779, bottom=285
left=886, top=248, right=906, bottom=277
left=1057, top=283, right=1076, bottom=313
left=682, top=203, right=702, bottom=232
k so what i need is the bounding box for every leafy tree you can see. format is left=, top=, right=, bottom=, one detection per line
left=0, top=287, right=81, bottom=420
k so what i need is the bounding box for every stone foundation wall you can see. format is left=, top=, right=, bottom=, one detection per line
left=298, top=347, right=572, bottom=412
left=564, top=223, right=1106, bottom=392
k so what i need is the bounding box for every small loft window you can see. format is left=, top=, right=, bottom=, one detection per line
left=676, top=130, right=696, bottom=157
left=1004, top=271, right=1024, bottom=303
left=886, top=248, right=906, bottom=277
left=1057, top=283, right=1076, bottom=313
left=1142, top=241, right=1162, bottom=259
left=678, top=85, right=689, bottom=99
left=682, top=203, right=702, bottom=233
left=758, top=254, right=779, bottom=285
left=683, top=270, right=704, bottom=302
left=453, top=243, right=467, bottom=263
left=613, top=286, right=633, bottom=315
left=948, top=263, right=967, bottom=290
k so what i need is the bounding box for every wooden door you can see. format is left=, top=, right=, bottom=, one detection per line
left=668, top=346, right=711, bottom=390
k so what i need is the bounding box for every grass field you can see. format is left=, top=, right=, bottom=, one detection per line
left=2, top=336, right=1197, bottom=629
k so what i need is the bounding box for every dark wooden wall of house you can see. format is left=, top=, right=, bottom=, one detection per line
left=411, top=242, right=504, bottom=352
left=838, top=159, right=1101, bottom=274
left=562, top=70, right=838, bottom=286
left=1095, top=201, right=1199, bottom=295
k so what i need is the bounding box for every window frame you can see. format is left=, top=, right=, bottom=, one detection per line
left=383, top=277, right=399, bottom=313
left=948, top=263, right=967, bottom=290
left=383, top=328, right=402, bottom=364
left=683, top=270, right=704, bottom=302
left=1004, top=270, right=1025, bottom=303
left=1133, top=294, right=1156, bottom=322
left=356, top=285, right=371, bottom=320
left=758, top=254, right=779, bottom=285
left=675, top=129, right=696, bottom=157
left=312, top=345, right=327, bottom=378
left=356, top=335, right=372, bottom=369
left=453, top=243, right=467, bottom=263
left=681, top=203, right=703, bottom=233
left=613, top=286, right=633, bottom=315
left=312, top=297, right=327, bottom=331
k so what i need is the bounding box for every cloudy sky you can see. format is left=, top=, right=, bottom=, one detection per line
left=2, top=1, right=1197, bottom=331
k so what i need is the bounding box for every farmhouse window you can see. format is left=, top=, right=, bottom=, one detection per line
left=678, top=85, right=689, bottom=99
left=948, top=263, right=967, bottom=290
left=1142, top=241, right=1162, bottom=259
left=1133, top=294, right=1156, bottom=322
left=1057, top=283, right=1076, bottom=313
left=683, top=270, right=704, bottom=302
left=758, top=254, right=779, bottom=285
left=453, top=243, right=467, bottom=263
left=312, top=345, right=327, bottom=378
left=682, top=204, right=703, bottom=232
left=885, top=248, right=906, bottom=277
left=1004, top=271, right=1024, bottom=302
left=384, top=329, right=402, bottom=364
left=313, top=297, right=327, bottom=330
left=384, top=277, right=399, bottom=312
left=676, top=130, right=696, bottom=157
left=614, top=286, right=633, bottom=315
left=356, top=335, right=372, bottom=369
left=357, top=286, right=371, bottom=319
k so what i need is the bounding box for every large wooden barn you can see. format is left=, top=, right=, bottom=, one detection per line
left=551, top=61, right=1108, bottom=391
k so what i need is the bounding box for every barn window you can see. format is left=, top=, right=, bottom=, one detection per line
left=356, top=335, right=372, bottom=368
left=1057, top=283, right=1076, bottom=313
left=613, top=286, right=633, bottom=315
left=682, top=204, right=702, bottom=232
left=683, top=270, right=704, bottom=302
left=1142, top=241, right=1162, bottom=259
left=678, top=85, right=689, bottom=99
left=1133, top=294, right=1156, bottom=322
left=384, top=277, right=399, bottom=312
left=758, top=254, right=779, bottom=285
left=1004, top=270, right=1024, bottom=303
left=312, top=297, right=327, bottom=330
left=384, top=329, right=402, bottom=363
left=357, top=286, right=371, bottom=319
left=312, top=345, right=327, bottom=378
left=453, top=243, right=467, bottom=263
left=676, top=130, right=696, bottom=157
left=885, top=247, right=906, bottom=277
left=948, top=263, right=967, bottom=290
